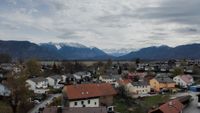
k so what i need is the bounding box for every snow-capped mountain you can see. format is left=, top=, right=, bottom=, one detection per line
left=104, top=48, right=138, bottom=57
left=40, top=42, right=88, bottom=50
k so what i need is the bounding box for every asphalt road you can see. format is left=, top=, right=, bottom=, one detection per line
left=183, top=92, right=200, bottom=113
left=172, top=92, right=200, bottom=113
left=28, top=93, right=61, bottom=113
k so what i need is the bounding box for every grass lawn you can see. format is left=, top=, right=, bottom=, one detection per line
left=140, top=94, right=170, bottom=109
left=113, top=94, right=171, bottom=113
left=0, top=100, right=12, bottom=113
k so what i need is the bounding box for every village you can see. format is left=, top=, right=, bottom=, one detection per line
left=0, top=58, right=200, bottom=113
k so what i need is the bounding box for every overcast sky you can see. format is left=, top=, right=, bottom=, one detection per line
left=0, top=0, right=200, bottom=50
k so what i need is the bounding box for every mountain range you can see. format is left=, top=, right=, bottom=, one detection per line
left=0, top=40, right=200, bottom=60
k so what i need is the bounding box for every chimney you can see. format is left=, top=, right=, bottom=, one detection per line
left=57, top=106, right=62, bottom=113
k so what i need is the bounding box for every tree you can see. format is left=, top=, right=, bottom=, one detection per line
left=135, top=58, right=140, bottom=66
left=104, top=59, right=112, bottom=70
left=25, top=59, right=41, bottom=77
left=173, top=67, right=184, bottom=76
left=5, top=72, right=33, bottom=113
left=0, top=53, right=12, bottom=63
left=52, top=63, right=62, bottom=74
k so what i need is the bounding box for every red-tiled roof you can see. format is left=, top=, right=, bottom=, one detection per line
left=149, top=99, right=184, bottom=113
left=64, top=83, right=117, bottom=100
left=117, top=79, right=132, bottom=85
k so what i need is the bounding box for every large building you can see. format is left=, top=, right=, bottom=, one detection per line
left=63, top=83, right=117, bottom=108
left=150, top=75, right=175, bottom=92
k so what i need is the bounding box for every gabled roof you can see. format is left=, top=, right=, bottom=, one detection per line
left=117, top=79, right=132, bottom=85
left=43, top=106, right=107, bottom=113
left=64, top=83, right=117, bottom=100
left=149, top=99, right=184, bottom=113
left=132, top=81, right=149, bottom=86
left=48, top=75, right=62, bottom=80
left=154, top=75, right=174, bottom=83
left=29, top=77, right=47, bottom=83
left=180, top=75, right=193, bottom=84
left=159, top=99, right=184, bottom=113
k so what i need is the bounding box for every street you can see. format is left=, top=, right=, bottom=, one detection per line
left=28, top=93, right=61, bottom=113
left=173, top=92, right=200, bottom=113
left=183, top=92, right=200, bottom=113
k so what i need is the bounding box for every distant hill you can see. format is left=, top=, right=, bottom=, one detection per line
left=0, top=40, right=112, bottom=60
left=119, top=44, right=200, bottom=60
left=1, top=40, right=200, bottom=60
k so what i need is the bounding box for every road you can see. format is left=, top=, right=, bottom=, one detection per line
left=28, top=93, right=61, bottom=113
left=172, top=92, right=200, bottom=113
left=183, top=92, right=200, bottom=113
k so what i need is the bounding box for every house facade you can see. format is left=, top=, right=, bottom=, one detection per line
left=150, top=75, right=175, bottom=92
left=47, top=75, right=63, bottom=89
left=63, top=83, right=117, bottom=108
left=126, top=81, right=151, bottom=95
left=26, top=77, right=49, bottom=94
left=173, top=75, right=194, bottom=88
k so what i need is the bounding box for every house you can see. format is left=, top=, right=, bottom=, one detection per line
left=116, top=79, right=132, bottom=88
left=63, top=83, right=117, bottom=108
left=47, top=75, right=63, bottom=89
left=0, top=83, right=10, bottom=96
left=148, top=99, right=184, bottom=113
left=43, top=106, right=107, bottom=113
left=127, top=72, right=146, bottom=81
left=26, top=77, right=49, bottom=94
left=99, top=75, right=121, bottom=85
left=126, top=81, right=151, bottom=96
left=173, top=75, right=194, bottom=88
left=62, top=74, right=76, bottom=84
left=150, top=75, right=175, bottom=92
left=73, top=72, right=92, bottom=81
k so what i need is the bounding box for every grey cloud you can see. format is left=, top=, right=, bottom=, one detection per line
left=57, top=30, right=81, bottom=39
left=136, top=0, right=200, bottom=26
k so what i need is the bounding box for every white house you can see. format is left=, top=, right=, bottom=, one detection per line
left=173, top=75, right=194, bottom=88
left=0, top=84, right=10, bottom=96
left=73, top=72, right=91, bottom=80
left=126, top=81, right=151, bottom=97
left=46, top=75, right=63, bottom=89
left=63, top=83, right=116, bottom=108
left=62, top=74, right=75, bottom=83
left=99, top=75, right=121, bottom=86
left=26, top=77, right=49, bottom=94
left=69, top=98, right=100, bottom=108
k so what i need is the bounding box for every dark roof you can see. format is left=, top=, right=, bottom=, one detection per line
left=64, top=83, right=117, bottom=100
left=132, top=81, right=149, bottom=86
left=30, top=77, right=47, bottom=83
left=49, top=75, right=62, bottom=80
left=43, top=106, right=107, bottom=113
left=155, top=75, right=174, bottom=83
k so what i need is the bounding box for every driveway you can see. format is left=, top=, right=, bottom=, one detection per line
left=172, top=92, right=200, bottom=113
left=183, top=92, right=200, bottom=113
left=28, top=93, right=62, bottom=113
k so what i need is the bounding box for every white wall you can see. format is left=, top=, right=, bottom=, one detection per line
left=69, top=98, right=99, bottom=107
left=126, top=83, right=151, bottom=94
left=173, top=76, right=187, bottom=88
left=26, top=79, right=48, bottom=94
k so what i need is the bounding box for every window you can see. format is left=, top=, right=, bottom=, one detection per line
left=81, top=101, right=84, bottom=105
left=94, top=102, right=97, bottom=105
left=88, top=100, right=90, bottom=104
left=74, top=102, right=77, bottom=106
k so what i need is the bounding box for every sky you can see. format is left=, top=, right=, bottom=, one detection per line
left=0, top=0, right=200, bottom=50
